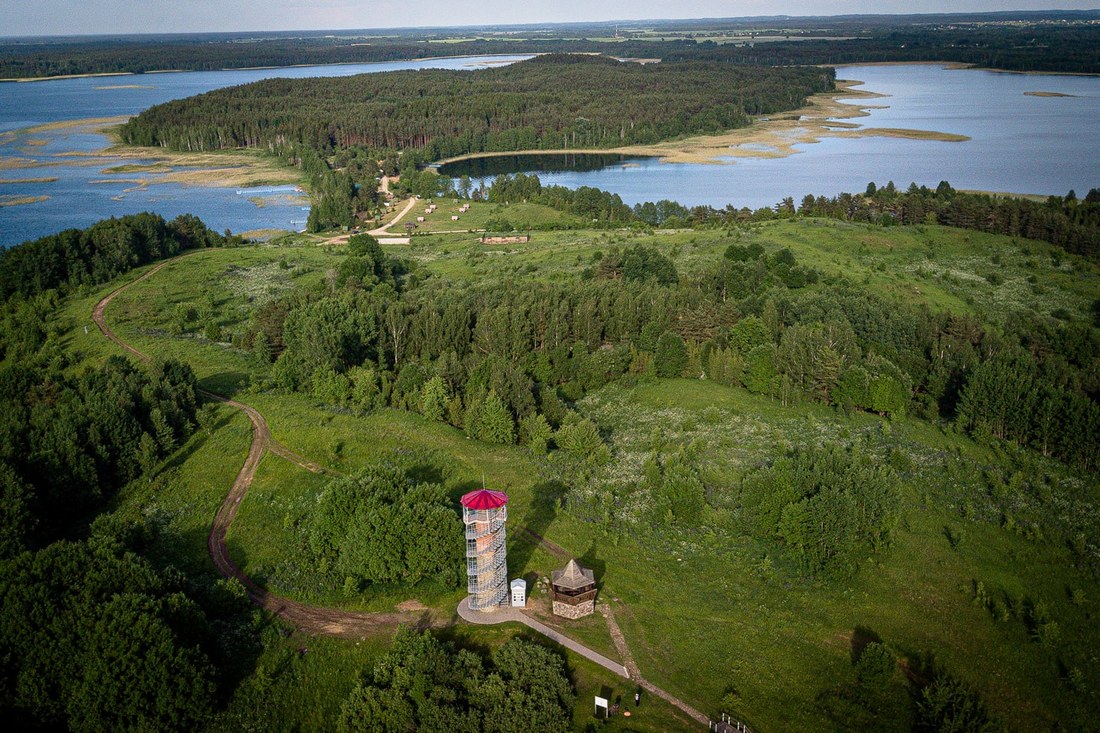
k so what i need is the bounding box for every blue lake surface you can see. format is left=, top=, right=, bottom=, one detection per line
left=528, top=64, right=1100, bottom=210
left=0, top=55, right=533, bottom=246
left=1, top=59, right=1098, bottom=246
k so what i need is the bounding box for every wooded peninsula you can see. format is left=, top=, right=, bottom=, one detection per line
left=119, top=55, right=835, bottom=157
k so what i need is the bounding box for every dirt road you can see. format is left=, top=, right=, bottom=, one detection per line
left=92, top=255, right=713, bottom=731
left=368, top=195, right=418, bottom=236
left=93, top=254, right=424, bottom=637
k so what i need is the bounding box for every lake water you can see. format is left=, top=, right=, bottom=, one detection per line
left=0, top=55, right=533, bottom=247
left=2, top=60, right=1098, bottom=246
left=508, top=64, right=1100, bottom=210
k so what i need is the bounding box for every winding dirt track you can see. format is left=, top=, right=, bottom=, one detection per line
left=93, top=255, right=423, bottom=636
left=94, top=255, right=714, bottom=727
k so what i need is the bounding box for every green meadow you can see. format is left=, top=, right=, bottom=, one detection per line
left=60, top=214, right=1100, bottom=731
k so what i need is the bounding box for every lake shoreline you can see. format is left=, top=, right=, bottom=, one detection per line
left=434, top=76, right=968, bottom=169
left=831, top=60, right=1100, bottom=77
left=3, top=58, right=1094, bottom=243
left=0, top=52, right=535, bottom=83
left=8, top=54, right=1097, bottom=85
left=4, top=115, right=301, bottom=189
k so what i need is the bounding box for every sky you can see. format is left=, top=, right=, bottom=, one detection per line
left=1, top=1, right=1097, bottom=38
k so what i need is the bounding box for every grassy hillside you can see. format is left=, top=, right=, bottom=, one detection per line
left=57, top=215, right=1100, bottom=731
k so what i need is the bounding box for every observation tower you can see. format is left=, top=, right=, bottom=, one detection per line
left=461, top=489, right=509, bottom=610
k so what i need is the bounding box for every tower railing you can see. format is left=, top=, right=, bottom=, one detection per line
left=468, top=566, right=508, bottom=595
left=467, top=549, right=507, bottom=576
left=469, top=583, right=508, bottom=610
left=465, top=517, right=506, bottom=540
left=462, top=506, right=507, bottom=525
left=466, top=530, right=506, bottom=558
left=462, top=493, right=509, bottom=611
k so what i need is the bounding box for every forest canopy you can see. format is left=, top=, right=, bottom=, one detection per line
left=338, top=628, right=574, bottom=733
left=119, top=54, right=835, bottom=159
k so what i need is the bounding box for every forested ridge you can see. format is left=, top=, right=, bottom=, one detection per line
left=0, top=212, right=235, bottom=302
left=664, top=23, right=1100, bottom=74
left=243, top=226, right=1099, bottom=485
left=0, top=211, right=257, bottom=730
left=120, top=54, right=834, bottom=158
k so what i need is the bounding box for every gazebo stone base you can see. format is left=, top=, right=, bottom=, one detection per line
left=552, top=598, right=594, bottom=619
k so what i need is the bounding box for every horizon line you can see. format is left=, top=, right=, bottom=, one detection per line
left=3, top=8, right=1100, bottom=42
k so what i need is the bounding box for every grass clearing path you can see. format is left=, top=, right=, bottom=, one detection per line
left=91, top=253, right=732, bottom=728
left=458, top=597, right=629, bottom=679
left=90, top=253, right=617, bottom=648
left=599, top=602, right=714, bottom=729
left=459, top=593, right=714, bottom=729
left=93, top=253, right=425, bottom=637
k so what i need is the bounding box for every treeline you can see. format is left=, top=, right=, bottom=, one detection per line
left=0, top=354, right=251, bottom=732
left=484, top=172, right=636, bottom=225
left=120, top=55, right=834, bottom=158
left=246, top=233, right=1098, bottom=471
left=666, top=23, right=1100, bottom=75
left=0, top=215, right=261, bottom=731
left=0, top=356, right=201, bottom=553
left=797, top=183, right=1100, bottom=262
left=0, top=212, right=234, bottom=301
left=478, top=174, right=1100, bottom=262
left=0, top=37, right=684, bottom=79
left=5, top=15, right=1099, bottom=78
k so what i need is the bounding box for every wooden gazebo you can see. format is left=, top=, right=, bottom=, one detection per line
left=550, top=559, right=596, bottom=619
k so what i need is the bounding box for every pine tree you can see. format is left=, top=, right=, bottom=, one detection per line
left=252, top=329, right=272, bottom=365
left=149, top=408, right=175, bottom=453
left=519, top=412, right=553, bottom=455
left=137, top=432, right=160, bottom=475
left=654, top=331, right=688, bottom=378
left=419, top=376, right=449, bottom=422
left=475, top=390, right=515, bottom=445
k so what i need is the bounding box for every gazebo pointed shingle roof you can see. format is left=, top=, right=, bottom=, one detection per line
left=551, top=559, right=595, bottom=590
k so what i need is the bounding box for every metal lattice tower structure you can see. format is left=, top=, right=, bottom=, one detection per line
left=460, top=489, right=509, bottom=610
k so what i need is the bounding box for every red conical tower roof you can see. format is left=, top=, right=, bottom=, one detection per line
left=460, top=489, right=509, bottom=510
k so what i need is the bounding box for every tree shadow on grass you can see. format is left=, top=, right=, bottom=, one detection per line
left=404, top=460, right=446, bottom=486
left=198, top=370, right=251, bottom=396
left=510, top=479, right=567, bottom=574
left=578, top=541, right=606, bottom=584
left=850, top=625, right=883, bottom=664
left=436, top=623, right=491, bottom=655
left=157, top=408, right=237, bottom=474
